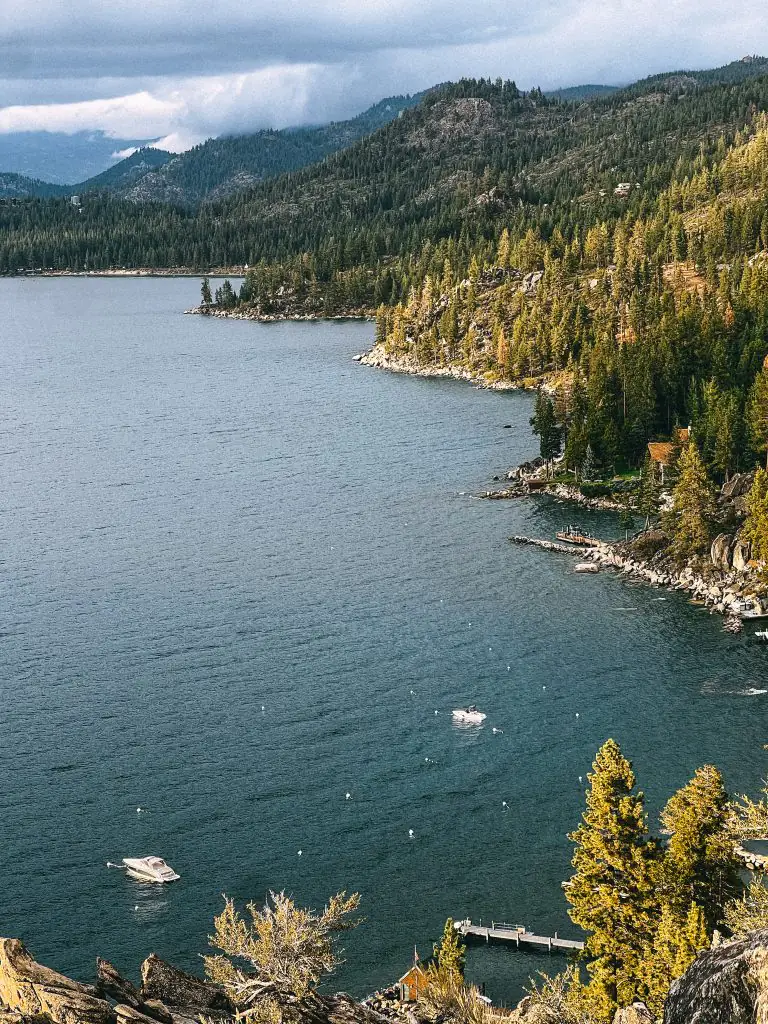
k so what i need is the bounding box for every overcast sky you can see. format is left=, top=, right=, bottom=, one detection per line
left=0, top=0, right=766, bottom=151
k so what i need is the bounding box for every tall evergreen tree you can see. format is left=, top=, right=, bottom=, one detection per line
left=659, top=765, right=741, bottom=931
left=643, top=903, right=708, bottom=1015
left=742, top=467, right=768, bottom=564
left=747, top=357, right=768, bottom=469
left=431, top=919, right=466, bottom=981
left=668, top=443, right=716, bottom=558
left=530, top=390, right=561, bottom=478
left=566, top=740, right=659, bottom=1022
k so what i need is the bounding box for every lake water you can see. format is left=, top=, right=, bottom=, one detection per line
left=0, top=277, right=766, bottom=1005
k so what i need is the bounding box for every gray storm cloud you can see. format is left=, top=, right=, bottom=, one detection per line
left=0, top=0, right=764, bottom=149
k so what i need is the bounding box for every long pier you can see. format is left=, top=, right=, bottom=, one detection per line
left=455, top=919, right=584, bottom=953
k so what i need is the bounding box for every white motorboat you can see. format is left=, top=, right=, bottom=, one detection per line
left=452, top=706, right=487, bottom=724
left=574, top=562, right=599, bottom=574
left=122, top=856, right=180, bottom=882
left=755, top=629, right=768, bottom=640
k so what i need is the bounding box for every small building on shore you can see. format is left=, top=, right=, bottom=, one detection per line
left=647, top=426, right=690, bottom=483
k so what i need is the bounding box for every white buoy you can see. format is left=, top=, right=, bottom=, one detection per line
left=134, top=905, right=139, bottom=911
left=136, top=807, right=142, bottom=813
left=492, top=727, right=504, bottom=734
left=576, top=712, right=580, bottom=718
left=507, top=665, right=510, bottom=671
left=578, top=776, right=583, bottom=784
left=410, top=689, right=415, bottom=695
left=434, top=709, right=439, bottom=715
left=345, top=792, right=351, bottom=800
left=298, top=850, right=302, bottom=856
left=261, top=705, right=265, bottom=712
left=502, top=801, right=508, bottom=809
left=408, top=829, right=414, bottom=838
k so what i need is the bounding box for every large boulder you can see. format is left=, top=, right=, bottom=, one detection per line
left=0, top=939, right=112, bottom=1024
left=732, top=538, right=752, bottom=573
left=664, top=928, right=768, bottom=1023
left=721, top=473, right=755, bottom=500
left=711, top=533, right=733, bottom=570
left=96, top=961, right=141, bottom=1009
left=139, top=955, right=231, bottom=1013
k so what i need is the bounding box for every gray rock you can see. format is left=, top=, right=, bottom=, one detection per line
left=665, top=928, right=768, bottom=1023
left=711, top=533, right=733, bottom=570
left=733, top=538, right=751, bottom=573
left=140, top=956, right=231, bottom=1013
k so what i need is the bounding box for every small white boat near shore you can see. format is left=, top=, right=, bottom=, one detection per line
left=452, top=706, right=486, bottom=724
left=574, top=562, right=599, bottom=574
left=121, top=856, right=180, bottom=883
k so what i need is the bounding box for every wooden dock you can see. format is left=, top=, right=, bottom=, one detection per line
left=555, top=528, right=601, bottom=548
left=455, top=919, right=584, bottom=953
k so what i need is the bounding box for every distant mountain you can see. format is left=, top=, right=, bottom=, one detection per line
left=78, top=147, right=173, bottom=193
left=86, top=93, right=424, bottom=205
left=0, top=131, right=159, bottom=185
left=0, top=172, right=67, bottom=198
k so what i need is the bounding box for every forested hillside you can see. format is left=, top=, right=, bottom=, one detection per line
left=100, top=93, right=423, bottom=205
left=3, top=57, right=768, bottom=271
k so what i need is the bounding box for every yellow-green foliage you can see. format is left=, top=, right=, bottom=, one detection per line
left=566, top=740, right=659, bottom=1021
left=669, top=443, right=716, bottom=557
left=725, top=879, right=768, bottom=937
left=205, top=890, right=360, bottom=1022
left=743, top=468, right=768, bottom=563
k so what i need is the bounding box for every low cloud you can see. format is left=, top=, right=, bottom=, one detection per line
left=0, top=0, right=765, bottom=149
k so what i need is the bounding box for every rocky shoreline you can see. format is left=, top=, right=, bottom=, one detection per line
left=185, top=305, right=373, bottom=323
left=354, top=344, right=521, bottom=391
left=511, top=532, right=768, bottom=622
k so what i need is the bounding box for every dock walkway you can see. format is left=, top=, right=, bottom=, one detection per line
left=456, top=919, right=584, bottom=953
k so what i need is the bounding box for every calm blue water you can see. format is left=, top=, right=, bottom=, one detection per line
left=0, top=277, right=766, bottom=1006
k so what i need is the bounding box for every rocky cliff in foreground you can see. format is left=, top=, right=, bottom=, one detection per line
left=8, top=931, right=768, bottom=1024
left=0, top=940, right=385, bottom=1024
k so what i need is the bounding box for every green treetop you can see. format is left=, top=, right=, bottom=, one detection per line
left=747, top=357, right=768, bottom=469
left=668, top=442, right=716, bottom=558
left=566, top=739, right=659, bottom=1022
left=431, top=918, right=466, bottom=982
left=742, top=467, right=768, bottom=564
left=643, top=902, right=708, bottom=1015
left=530, top=390, right=561, bottom=478
left=659, top=764, right=741, bottom=931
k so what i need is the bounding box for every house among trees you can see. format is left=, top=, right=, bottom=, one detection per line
left=647, top=427, right=690, bottom=483
left=397, top=955, right=434, bottom=1001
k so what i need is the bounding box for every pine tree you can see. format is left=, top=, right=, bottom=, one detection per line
left=201, top=276, right=212, bottom=305
left=659, top=765, right=741, bottom=931
left=530, top=390, right=561, bottom=478
left=668, top=442, right=716, bottom=558
left=566, top=740, right=659, bottom=1022
left=638, top=452, right=661, bottom=529
left=747, top=357, right=768, bottom=469
left=582, top=444, right=596, bottom=482
left=431, top=918, right=466, bottom=981
left=742, top=467, right=768, bottom=564
left=644, top=903, right=708, bottom=1015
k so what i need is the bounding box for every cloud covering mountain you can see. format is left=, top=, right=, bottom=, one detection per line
left=0, top=0, right=767, bottom=150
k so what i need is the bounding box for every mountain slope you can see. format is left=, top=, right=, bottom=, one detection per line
left=78, top=147, right=173, bottom=193
left=0, top=173, right=67, bottom=199
left=3, top=58, right=768, bottom=271
left=96, top=93, right=423, bottom=205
